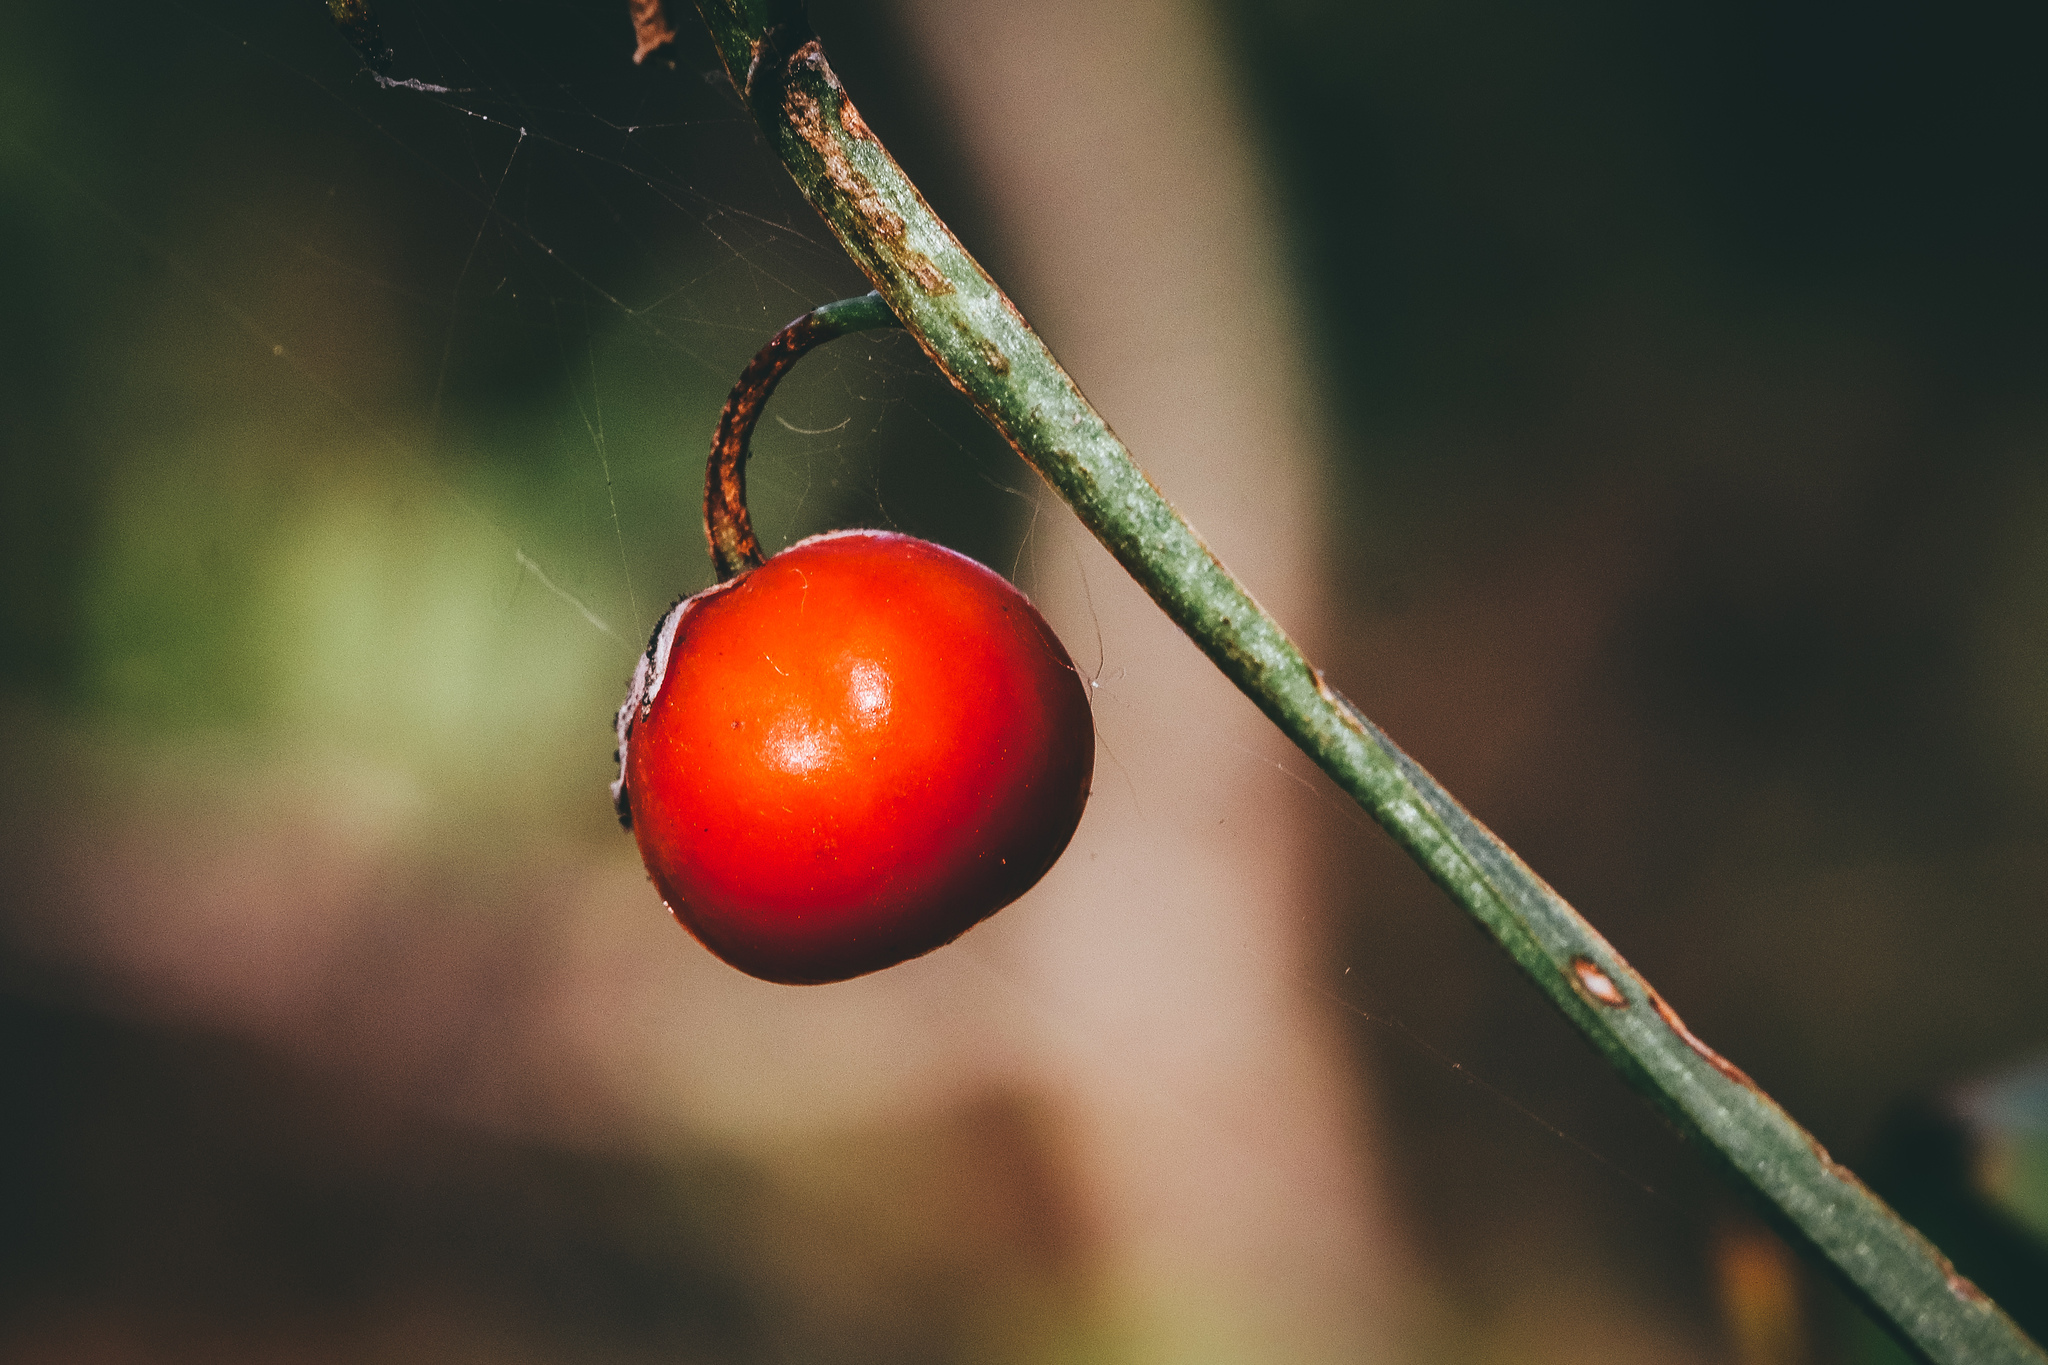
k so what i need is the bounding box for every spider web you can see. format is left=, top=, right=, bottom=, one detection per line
left=16, top=0, right=1714, bottom=1171
left=1, top=0, right=1733, bottom=1346
left=12, top=0, right=1050, bottom=789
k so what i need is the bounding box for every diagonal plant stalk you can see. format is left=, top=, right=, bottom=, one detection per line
left=682, top=4, right=2045, bottom=1361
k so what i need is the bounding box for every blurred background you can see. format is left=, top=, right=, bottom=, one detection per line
left=2, top=1, right=2047, bottom=1362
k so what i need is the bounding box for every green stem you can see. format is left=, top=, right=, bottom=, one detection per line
left=686, top=4, right=2046, bottom=1361
left=703, top=291, right=899, bottom=580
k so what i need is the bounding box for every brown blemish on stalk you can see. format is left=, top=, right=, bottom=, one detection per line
left=1948, top=1271, right=1990, bottom=1305
left=782, top=43, right=953, bottom=296
left=907, top=256, right=951, bottom=294
left=758, top=38, right=1063, bottom=460
left=977, top=339, right=1011, bottom=374
left=1314, top=661, right=1875, bottom=1191
left=628, top=0, right=674, bottom=64
left=1572, top=957, right=1628, bottom=1008
left=1646, top=986, right=1758, bottom=1090
left=1639, top=978, right=1873, bottom=1187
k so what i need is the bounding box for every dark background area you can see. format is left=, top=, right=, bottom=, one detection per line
left=1, top=1, right=2045, bottom=1362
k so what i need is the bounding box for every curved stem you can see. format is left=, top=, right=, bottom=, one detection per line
left=684, top=6, right=2044, bottom=1363
left=703, top=290, right=901, bottom=580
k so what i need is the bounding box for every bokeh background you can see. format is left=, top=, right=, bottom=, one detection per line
left=3, top=1, right=2047, bottom=1363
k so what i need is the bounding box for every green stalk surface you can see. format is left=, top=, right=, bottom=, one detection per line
left=688, top=5, right=2046, bottom=1361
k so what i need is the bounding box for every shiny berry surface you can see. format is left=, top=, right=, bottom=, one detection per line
left=614, top=529, right=1095, bottom=984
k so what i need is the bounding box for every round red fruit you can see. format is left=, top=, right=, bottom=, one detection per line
left=613, top=529, right=1095, bottom=984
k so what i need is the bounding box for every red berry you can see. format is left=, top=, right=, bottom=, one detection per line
left=613, top=529, right=1095, bottom=984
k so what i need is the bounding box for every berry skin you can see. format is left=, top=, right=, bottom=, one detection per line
left=613, top=529, right=1094, bottom=984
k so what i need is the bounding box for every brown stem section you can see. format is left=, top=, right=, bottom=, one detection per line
left=703, top=291, right=900, bottom=581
